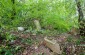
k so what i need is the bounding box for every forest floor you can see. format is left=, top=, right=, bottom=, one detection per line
left=0, top=30, right=85, bottom=55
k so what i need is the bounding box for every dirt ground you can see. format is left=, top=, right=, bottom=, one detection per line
left=0, top=30, right=85, bottom=55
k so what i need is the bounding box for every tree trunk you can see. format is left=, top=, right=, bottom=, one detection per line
left=11, top=0, right=16, bottom=20
left=75, top=0, right=85, bottom=36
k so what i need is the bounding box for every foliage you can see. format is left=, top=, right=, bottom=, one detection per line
left=0, top=44, right=22, bottom=55
left=0, top=0, right=78, bottom=31
left=21, top=38, right=34, bottom=45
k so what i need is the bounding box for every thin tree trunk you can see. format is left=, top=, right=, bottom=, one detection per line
left=11, top=0, right=16, bottom=20
left=75, top=0, right=85, bottom=37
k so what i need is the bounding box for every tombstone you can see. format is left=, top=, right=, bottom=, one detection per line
left=34, top=20, right=41, bottom=31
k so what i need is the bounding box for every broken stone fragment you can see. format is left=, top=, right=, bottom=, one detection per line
left=44, top=37, right=62, bottom=54
left=18, top=27, right=24, bottom=31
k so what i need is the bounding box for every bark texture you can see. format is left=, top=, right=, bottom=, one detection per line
left=75, top=0, right=85, bottom=36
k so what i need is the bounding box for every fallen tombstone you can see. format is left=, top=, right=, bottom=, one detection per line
left=44, top=37, right=62, bottom=54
